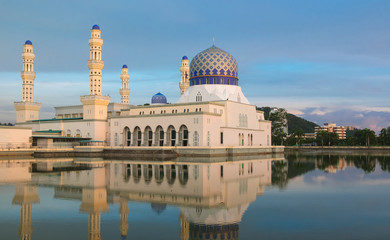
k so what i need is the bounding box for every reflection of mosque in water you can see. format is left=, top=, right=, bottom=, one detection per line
left=1, top=157, right=282, bottom=240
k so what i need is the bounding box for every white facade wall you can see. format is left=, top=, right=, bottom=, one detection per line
left=0, top=126, right=32, bottom=148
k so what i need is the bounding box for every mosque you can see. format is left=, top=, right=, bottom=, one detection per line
left=13, top=25, right=271, bottom=147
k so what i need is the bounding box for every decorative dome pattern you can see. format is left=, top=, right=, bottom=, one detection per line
left=122, top=64, right=128, bottom=69
left=25, top=40, right=32, bottom=45
left=151, top=92, right=167, bottom=104
left=92, top=24, right=100, bottom=30
left=190, top=46, right=238, bottom=78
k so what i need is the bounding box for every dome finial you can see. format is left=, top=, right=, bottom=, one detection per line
left=212, top=37, right=215, bottom=46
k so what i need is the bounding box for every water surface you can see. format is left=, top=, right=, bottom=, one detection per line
left=0, top=153, right=389, bottom=239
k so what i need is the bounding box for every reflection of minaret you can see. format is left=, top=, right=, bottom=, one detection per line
left=179, top=212, right=189, bottom=240
left=12, top=184, right=40, bottom=240
left=79, top=188, right=109, bottom=240
left=119, top=197, right=129, bottom=239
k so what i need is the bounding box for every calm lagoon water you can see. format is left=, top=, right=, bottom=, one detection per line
left=0, top=152, right=389, bottom=240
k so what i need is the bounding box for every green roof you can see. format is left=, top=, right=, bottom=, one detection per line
left=35, top=130, right=62, bottom=133
left=32, top=117, right=83, bottom=122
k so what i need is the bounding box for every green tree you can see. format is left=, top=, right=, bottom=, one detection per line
left=269, top=108, right=288, bottom=145
left=316, top=130, right=339, bottom=146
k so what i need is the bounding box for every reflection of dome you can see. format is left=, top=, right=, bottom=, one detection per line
left=182, top=56, right=188, bottom=60
left=151, top=92, right=167, bottom=104
left=92, top=24, right=100, bottom=30
left=151, top=203, right=167, bottom=215
left=25, top=40, right=32, bottom=45
left=189, top=45, right=239, bottom=86
left=122, top=64, right=128, bottom=69
left=189, top=223, right=239, bottom=240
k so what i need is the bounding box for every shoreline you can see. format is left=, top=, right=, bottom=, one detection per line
left=0, top=146, right=284, bottom=160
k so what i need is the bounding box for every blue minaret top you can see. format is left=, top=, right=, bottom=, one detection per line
left=92, top=24, right=100, bottom=30
left=25, top=40, right=32, bottom=45
left=122, top=64, right=128, bottom=69
left=182, top=56, right=188, bottom=60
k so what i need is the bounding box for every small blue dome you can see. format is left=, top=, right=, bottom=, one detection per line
left=122, top=64, right=128, bottom=69
left=92, top=24, right=100, bottom=30
left=151, top=92, right=167, bottom=104
left=182, top=56, right=188, bottom=60
left=25, top=40, right=32, bottom=45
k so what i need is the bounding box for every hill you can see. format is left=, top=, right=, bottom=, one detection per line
left=257, top=106, right=318, bottom=134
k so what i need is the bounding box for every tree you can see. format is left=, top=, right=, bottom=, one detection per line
left=269, top=108, right=288, bottom=146
left=316, top=130, right=338, bottom=146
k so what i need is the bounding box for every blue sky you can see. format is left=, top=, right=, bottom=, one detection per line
left=0, top=0, right=389, bottom=131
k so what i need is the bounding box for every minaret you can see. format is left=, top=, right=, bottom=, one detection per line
left=80, top=25, right=110, bottom=122
left=88, top=25, right=104, bottom=96
left=119, top=65, right=130, bottom=104
left=14, top=40, right=42, bottom=123
left=179, top=56, right=189, bottom=95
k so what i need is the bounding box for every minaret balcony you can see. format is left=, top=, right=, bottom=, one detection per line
left=89, top=38, right=103, bottom=46
left=88, top=60, right=104, bottom=69
left=20, top=71, right=36, bottom=80
left=22, top=52, right=35, bottom=59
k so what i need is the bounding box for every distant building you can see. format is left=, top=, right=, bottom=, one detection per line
left=315, top=123, right=346, bottom=140
left=303, top=133, right=316, bottom=139
left=345, top=125, right=355, bottom=131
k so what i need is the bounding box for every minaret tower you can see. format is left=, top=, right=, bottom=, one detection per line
left=119, top=65, right=130, bottom=104
left=88, top=25, right=104, bottom=95
left=14, top=40, right=42, bottom=123
left=80, top=25, right=110, bottom=122
left=179, top=56, right=189, bottom=95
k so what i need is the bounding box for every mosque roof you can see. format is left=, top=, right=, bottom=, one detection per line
left=151, top=92, right=167, bottom=104
left=25, top=40, right=32, bottom=45
left=190, top=45, right=238, bottom=79
left=182, top=56, right=188, bottom=60
left=92, top=24, right=100, bottom=30
left=122, top=64, right=128, bottom=68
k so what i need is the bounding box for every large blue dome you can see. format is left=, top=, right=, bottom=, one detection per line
left=25, top=40, right=32, bottom=45
left=92, top=24, right=100, bottom=30
left=151, top=92, right=167, bottom=104
left=189, top=45, right=239, bottom=86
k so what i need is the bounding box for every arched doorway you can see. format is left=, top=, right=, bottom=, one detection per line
left=123, top=127, right=131, bottom=146
left=167, top=125, right=176, bottom=146
left=144, top=126, right=153, bottom=146
left=178, top=125, right=189, bottom=146
left=155, top=126, right=164, bottom=146
left=133, top=127, right=142, bottom=146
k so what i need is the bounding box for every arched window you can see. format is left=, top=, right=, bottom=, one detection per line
left=123, top=127, right=131, bottom=146
left=76, top=129, right=81, bottom=137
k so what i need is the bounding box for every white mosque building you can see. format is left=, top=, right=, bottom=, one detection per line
left=13, top=25, right=271, bottom=147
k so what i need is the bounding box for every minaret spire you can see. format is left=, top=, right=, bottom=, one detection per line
left=88, top=24, right=104, bottom=95
left=213, top=37, right=215, bottom=46
left=179, top=56, right=190, bottom=95
left=21, top=40, right=36, bottom=102
left=14, top=40, right=42, bottom=123
left=120, top=65, right=130, bottom=104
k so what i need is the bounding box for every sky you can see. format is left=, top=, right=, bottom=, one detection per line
left=0, top=0, right=389, bottom=131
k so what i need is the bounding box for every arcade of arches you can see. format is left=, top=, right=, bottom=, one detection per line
left=120, top=125, right=189, bottom=147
